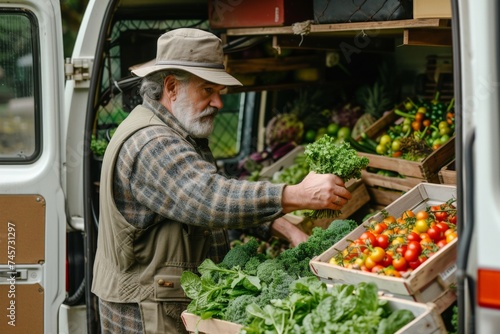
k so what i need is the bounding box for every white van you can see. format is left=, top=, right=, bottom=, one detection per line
left=0, top=0, right=498, bottom=333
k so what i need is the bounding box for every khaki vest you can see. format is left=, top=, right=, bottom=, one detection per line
left=92, top=105, right=213, bottom=333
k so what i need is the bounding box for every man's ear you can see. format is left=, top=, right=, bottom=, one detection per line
left=164, top=75, right=177, bottom=101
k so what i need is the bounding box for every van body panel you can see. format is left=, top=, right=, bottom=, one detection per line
left=0, top=0, right=66, bottom=333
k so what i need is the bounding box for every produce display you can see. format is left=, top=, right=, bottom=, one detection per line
left=329, top=199, right=458, bottom=276
left=355, top=93, right=455, bottom=161
left=180, top=220, right=358, bottom=326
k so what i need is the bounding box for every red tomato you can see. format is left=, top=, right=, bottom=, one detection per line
left=427, top=226, right=444, bottom=242
left=436, top=239, right=448, bottom=248
left=407, top=232, right=421, bottom=243
left=360, top=231, right=377, bottom=247
left=354, top=239, right=367, bottom=253
left=448, top=214, right=457, bottom=225
left=407, top=240, right=422, bottom=254
left=392, top=256, right=408, bottom=271
left=372, top=222, right=388, bottom=234
left=404, top=249, right=419, bottom=262
left=408, top=260, right=421, bottom=270
left=376, top=234, right=390, bottom=249
left=436, top=222, right=450, bottom=233
left=434, top=208, right=448, bottom=221
left=380, top=253, right=393, bottom=267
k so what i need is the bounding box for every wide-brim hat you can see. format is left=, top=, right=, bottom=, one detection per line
left=131, top=28, right=242, bottom=87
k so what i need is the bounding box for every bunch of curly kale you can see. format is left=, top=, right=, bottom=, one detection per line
left=304, top=135, right=369, bottom=219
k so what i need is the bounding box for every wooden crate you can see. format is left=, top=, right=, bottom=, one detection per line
left=283, top=179, right=370, bottom=235
left=439, top=159, right=456, bottom=185
left=357, top=109, right=455, bottom=181
left=366, top=185, right=405, bottom=206
left=310, top=183, right=458, bottom=313
left=361, top=168, right=427, bottom=206
left=181, top=295, right=447, bottom=334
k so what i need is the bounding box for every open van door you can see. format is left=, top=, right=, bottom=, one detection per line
left=0, top=0, right=66, bottom=333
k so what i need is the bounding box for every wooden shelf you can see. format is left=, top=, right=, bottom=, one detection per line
left=225, top=19, right=451, bottom=37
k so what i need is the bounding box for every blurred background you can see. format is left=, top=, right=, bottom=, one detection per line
left=61, top=0, right=89, bottom=57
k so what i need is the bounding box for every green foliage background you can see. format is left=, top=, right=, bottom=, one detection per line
left=61, top=0, right=89, bottom=57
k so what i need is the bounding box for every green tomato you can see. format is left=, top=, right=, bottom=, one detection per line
left=337, top=126, right=351, bottom=139
left=379, top=134, right=392, bottom=147
left=326, top=123, right=340, bottom=136
left=439, top=127, right=451, bottom=136
left=391, top=139, right=401, bottom=151
left=438, top=121, right=449, bottom=130
left=440, top=134, right=450, bottom=143
left=376, top=144, right=388, bottom=155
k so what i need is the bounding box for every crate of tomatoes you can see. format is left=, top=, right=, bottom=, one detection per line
left=310, top=183, right=457, bottom=313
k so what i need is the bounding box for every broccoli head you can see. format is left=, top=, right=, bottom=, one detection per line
left=220, top=237, right=260, bottom=269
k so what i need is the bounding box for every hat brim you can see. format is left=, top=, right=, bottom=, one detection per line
left=131, top=62, right=243, bottom=87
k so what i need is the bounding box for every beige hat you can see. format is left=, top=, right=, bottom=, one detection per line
left=131, top=28, right=242, bottom=86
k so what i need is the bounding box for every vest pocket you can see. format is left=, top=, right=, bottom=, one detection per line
left=153, top=273, right=190, bottom=302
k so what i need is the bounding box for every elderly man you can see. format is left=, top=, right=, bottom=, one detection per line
left=92, top=28, right=351, bottom=333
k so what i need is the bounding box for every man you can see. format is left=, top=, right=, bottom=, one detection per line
left=92, top=28, right=351, bottom=333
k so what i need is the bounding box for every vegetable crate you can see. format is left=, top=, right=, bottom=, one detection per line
left=181, top=295, right=447, bottom=334
left=283, top=178, right=370, bottom=235
left=357, top=109, right=455, bottom=182
left=438, top=159, right=456, bottom=185
left=310, top=183, right=458, bottom=313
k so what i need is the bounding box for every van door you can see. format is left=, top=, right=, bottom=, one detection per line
left=0, top=1, right=66, bottom=333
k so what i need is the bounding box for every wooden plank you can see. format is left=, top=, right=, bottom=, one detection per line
left=403, top=28, right=452, bottom=46
left=439, top=159, right=456, bottom=185
left=225, top=19, right=450, bottom=36
left=367, top=186, right=404, bottom=206
left=227, top=55, right=323, bottom=74
left=361, top=170, right=425, bottom=192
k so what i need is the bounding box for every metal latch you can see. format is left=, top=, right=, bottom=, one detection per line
left=0, top=269, right=27, bottom=280
left=65, top=57, right=93, bottom=82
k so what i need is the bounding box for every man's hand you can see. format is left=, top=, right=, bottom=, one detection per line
left=270, top=217, right=309, bottom=247
left=281, top=172, right=352, bottom=214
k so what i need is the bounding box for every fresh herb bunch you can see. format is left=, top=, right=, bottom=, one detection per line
left=304, top=135, right=369, bottom=218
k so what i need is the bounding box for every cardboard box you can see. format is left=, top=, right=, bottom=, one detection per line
left=208, top=0, right=313, bottom=29
left=310, top=183, right=457, bottom=312
left=313, top=0, right=413, bottom=24
left=181, top=295, right=447, bottom=333
left=414, top=0, right=452, bottom=19
left=439, top=159, right=456, bottom=185
left=357, top=109, right=455, bottom=181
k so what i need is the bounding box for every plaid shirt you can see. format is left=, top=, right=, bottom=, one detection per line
left=113, top=97, right=285, bottom=263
